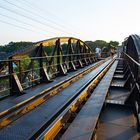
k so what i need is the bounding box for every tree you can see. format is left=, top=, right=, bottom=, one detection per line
left=0, top=41, right=32, bottom=53
left=109, top=41, right=119, bottom=48
left=0, top=41, right=33, bottom=60
left=93, top=40, right=108, bottom=49
left=85, top=39, right=120, bottom=52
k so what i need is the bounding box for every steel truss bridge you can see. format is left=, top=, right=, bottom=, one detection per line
left=0, top=35, right=139, bottom=140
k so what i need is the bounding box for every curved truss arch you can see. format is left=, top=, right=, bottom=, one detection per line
left=12, top=37, right=93, bottom=58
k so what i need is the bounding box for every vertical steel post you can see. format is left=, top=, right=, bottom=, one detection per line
left=39, top=43, right=43, bottom=83
left=68, top=39, right=72, bottom=65
left=8, top=56, right=13, bottom=95
left=8, top=57, right=23, bottom=95
left=76, top=40, right=83, bottom=68
left=56, top=39, right=61, bottom=73
left=37, top=43, right=51, bottom=83
left=19, top=60, right=21, bottom=82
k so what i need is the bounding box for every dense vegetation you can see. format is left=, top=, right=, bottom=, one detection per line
left=85, top=40, right=120, bottom=52
left=0, top=41, right=33, bottom=59
left=0, top=41, right=32, bottom=53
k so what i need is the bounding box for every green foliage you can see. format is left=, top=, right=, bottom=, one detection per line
left=20, top=58, right=31, bottom=71
left=61, top=43, right=68, bottom=54
left=43, top=45, right=55, bottom=55
left=109, top=41, right=119, bottom=48
left=0, top=41, right=32, bottom=53
left=85, top=39, right=120, bottom=52
left=0, top=78, right=9, bottom=88
left=94, top=40, right=108, bottom=49
left=85, top=40, right=108, bottom=51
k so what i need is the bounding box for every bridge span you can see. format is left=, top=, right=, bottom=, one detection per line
left=0, top=35, right=139, bottom=140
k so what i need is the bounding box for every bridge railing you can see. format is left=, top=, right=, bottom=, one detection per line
left=0, top=53, right=96, bottom=98
left=123, top=51, right=140, bottom=130
left=123, top=52, right=140, bottom=86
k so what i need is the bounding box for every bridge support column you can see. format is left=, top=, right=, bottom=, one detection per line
left=9, top=57, right=23, bottom=95
left=68, top=39, right=76, bottom=71
left=38, top=43, right=51, bottom=83
left=75, top=40, right=83, bottom=68
left=56, top=39, right=67, bottom=75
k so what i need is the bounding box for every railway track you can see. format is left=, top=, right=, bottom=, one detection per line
left=0, top=59, right=108, bottom=128
left=0, top=57, right=138, bottom=140
left=0, top=57, right=115, bottom=140
left=57, top=58, right=139, bottom=140
left=34, top=59, right=115, bottom=140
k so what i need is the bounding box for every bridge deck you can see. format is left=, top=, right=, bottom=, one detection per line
left=95, top=58, right=140, bottom=139
left=107, top=87, right=130, bottom=104
left=0, top=60, right=111, bottom=140
left=0, top=56, right=139, bottom=139
left=60, top=58, right=140, bottom=140
left=111, top=79, right=126, bottom=87
left=0, top=60, right=103, bottom=114
left=60, top=60, right=118, bottom=140
left=96, top=104, right=139, bottom=140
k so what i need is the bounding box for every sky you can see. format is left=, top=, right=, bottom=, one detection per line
left=0, top=0, right=140, bottom=45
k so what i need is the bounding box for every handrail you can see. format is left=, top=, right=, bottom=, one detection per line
left=0, top=53, right=95, bottom=62
left=123, top=52, right=140, bottom=67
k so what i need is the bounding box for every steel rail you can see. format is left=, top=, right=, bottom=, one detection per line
left=29, top=59, right=115, bottom=140
left=0, top=59, right=108, bottom=128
